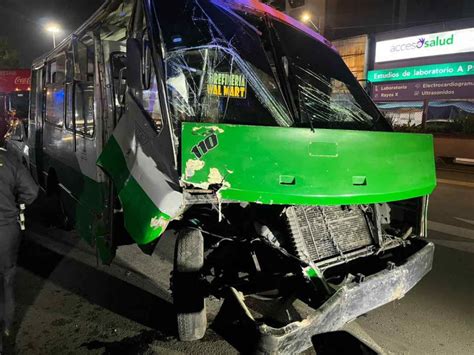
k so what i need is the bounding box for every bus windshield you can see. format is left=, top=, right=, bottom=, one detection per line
left=154, top=0, right=388, bottom=131
left=266, top=18, right=387, bottom=130
left=166, top=46, right=292, bottom=127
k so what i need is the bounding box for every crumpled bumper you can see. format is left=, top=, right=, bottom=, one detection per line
left=256, top=241, right=435, bottom=354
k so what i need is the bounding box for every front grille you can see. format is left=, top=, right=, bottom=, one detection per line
left=285, top=205, right=373, bottom=263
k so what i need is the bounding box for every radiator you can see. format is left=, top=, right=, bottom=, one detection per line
left=285, top=205, right=373, bottom=263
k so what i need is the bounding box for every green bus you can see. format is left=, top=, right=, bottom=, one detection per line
left=27, top=0, right=436, bottom=352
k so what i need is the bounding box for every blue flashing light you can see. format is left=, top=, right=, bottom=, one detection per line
left=172, top=36, right=183, bottom=44
left=54, top=89, right=65, bottom=104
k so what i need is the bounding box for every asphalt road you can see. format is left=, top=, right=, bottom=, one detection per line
left=356, top=172, right=474, bottom=354
left=3, top=170, right=474, bottom=354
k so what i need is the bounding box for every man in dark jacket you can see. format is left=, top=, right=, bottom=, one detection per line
left=0, top=148, right=38, bottom=348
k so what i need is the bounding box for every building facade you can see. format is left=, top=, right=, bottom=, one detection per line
left=367, top=19, right=474, bottom=136
left=332, top=18, right=474, bottom=159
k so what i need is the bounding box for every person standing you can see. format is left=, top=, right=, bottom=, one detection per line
left=0, top=148, right=38, bottom=351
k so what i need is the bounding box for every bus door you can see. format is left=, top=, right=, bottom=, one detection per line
left=67, top=33, right=109, bottom=246
left=27, top=66, right=46, bottom=185
left=42, top=52, right=70, bottom=189
left=92, top=6, right=135, bottom=261
left=68, top=34, right=98, bottom=180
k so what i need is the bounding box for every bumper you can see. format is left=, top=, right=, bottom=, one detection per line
left=256, top=241, right=435, bottom=354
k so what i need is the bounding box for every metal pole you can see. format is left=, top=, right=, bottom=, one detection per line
left=422, top=99, right=429, bottom=130
left=53, top=32, right=56, bottom=48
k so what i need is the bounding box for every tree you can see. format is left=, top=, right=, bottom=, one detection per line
left=0, top=38, right=20, bottom=69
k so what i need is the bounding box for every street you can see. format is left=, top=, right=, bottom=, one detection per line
left=4, top=169, right=474, bottom=354
left=356, top=168, right=474, bottom=354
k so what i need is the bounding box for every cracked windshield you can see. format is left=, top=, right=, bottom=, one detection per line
left=161, top=5, right=384, bottom=131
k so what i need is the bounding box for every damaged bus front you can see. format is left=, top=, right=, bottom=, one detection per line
left=72, top=0, right=436, bottom=352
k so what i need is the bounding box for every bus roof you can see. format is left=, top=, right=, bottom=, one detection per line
left=32, top=0, right=337, bottom=67
left=213, top=0, right=337, bottom=52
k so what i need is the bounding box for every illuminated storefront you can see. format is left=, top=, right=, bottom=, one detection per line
left=367, top=19, right=474, bottom=140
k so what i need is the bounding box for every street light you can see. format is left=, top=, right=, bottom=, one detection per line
left=45, top=23, right=61, bottom=48
left=301, top=12, right=320, bottom=32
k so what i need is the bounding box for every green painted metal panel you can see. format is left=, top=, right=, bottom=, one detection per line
left=181, top=123, right=436, bottom=205
left=37, top=154, right=113, bottom=261
left=97, top=136, right=171, bottom=246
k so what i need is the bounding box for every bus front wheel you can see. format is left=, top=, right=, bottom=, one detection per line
left=173, top=228, right=207, bottom=341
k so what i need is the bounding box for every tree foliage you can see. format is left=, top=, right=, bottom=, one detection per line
left=0, top=38, right=20, bottom=69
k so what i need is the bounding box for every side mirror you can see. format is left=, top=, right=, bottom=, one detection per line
left=126, top=38, right=143, bottom=90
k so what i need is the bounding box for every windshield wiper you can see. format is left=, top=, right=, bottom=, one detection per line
left=308, top=113, right=315, bottom=132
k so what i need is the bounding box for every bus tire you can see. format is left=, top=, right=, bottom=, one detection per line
left=173, top=228, right=207, bottom=341
left=176, top=228, right=204, bottom=273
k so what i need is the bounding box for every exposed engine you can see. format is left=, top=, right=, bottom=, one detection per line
left=285, top=205, right=374, bottom=267
left=179, top=194, right=425, bottom=290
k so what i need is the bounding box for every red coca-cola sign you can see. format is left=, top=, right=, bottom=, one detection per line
left=0, top=69, right=31, bottom=93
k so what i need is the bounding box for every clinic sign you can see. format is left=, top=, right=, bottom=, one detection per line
left=375, top=28, right=474, bottom=63
left=368, top=61, right=474, bottom=83
left=371, top=78, right=474, bottom=101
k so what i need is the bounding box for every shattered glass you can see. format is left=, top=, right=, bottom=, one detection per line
left=152, top=0, right=292, bottom=129
left=267, top=18, right=387, bottom=130
left=151, top=0, right=388, bottom=132
left=166, top=46, right=292, bottom=127
left=295, top=65, right=376, bottom=127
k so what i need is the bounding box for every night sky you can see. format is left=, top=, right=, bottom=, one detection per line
left=1, top=0, right=104, bottom=67
left=3, top=0, right=473, bottom=68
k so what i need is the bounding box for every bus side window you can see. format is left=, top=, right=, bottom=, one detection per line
left=67, top=38, right=95, bottom=137
left=45, top=54, right=66, bottom=127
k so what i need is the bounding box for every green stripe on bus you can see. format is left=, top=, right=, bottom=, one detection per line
left=119, top=174, right=170, bottom=245
left=98, top=136, right=170, bottom=245
left=97, top=136, right=129, bottom=189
